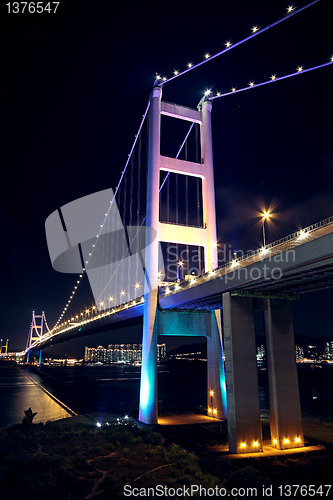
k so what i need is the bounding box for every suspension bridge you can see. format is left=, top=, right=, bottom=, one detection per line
left=4, top=0, right=333, bottom=454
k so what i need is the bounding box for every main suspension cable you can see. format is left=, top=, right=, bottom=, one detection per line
left=157, top=1, right=320, bottom=86
left=209, top=59, right=333, bottom=101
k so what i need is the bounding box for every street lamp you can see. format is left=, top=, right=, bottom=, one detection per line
left=262, top=211, right=271, bottom=247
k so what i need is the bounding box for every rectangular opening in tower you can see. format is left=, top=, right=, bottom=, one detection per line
left=159, top=171, right=203, bottom=227
left=159, top=242, right=205, bottom=282
left=160, top=116, right=201, bottom=163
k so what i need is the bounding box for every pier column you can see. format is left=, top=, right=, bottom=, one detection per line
left=207, top=310, right=227, bottom=419
left=223, top=292, right=263, bottom=454
left=138, top=85, right=162, bottom=425
left=264, top=299, right=304, bottom=449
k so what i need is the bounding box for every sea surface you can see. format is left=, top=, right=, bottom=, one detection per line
left=1, top=360, right=333, bottom=427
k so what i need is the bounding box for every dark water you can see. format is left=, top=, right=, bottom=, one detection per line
left=1, top=360, right=333, bottom=427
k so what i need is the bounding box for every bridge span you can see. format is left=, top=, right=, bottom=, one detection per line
left=18, top=72, right=333, bottom=454
left=26, top=214, right=333, bottom=353
left=20, top=214, right=333, bottom=455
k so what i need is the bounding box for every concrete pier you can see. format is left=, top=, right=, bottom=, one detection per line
left=264, top=299, right=304, bottom=449
left=223, top=292, right=263, bottom=454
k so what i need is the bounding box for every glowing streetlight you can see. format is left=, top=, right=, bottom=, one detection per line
left=262, top=211, right=271, bottom=247
left=177, top=260, right=183, bottom=281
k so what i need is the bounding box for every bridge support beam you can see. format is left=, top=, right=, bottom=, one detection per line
left=264, top=299, right=304, bottom=449
left=223, top=292, right=263, bottom=454
left=139, top=85, right=161, bottom=425
left=158, top=309, right=227, bottom=420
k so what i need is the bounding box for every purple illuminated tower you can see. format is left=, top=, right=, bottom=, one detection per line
left=139, top=84, right=227, bottom=424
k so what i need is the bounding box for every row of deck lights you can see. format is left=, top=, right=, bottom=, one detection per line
left=51, top=295, right=145, bottom=335
left=54, top=277, right=143, bottom=330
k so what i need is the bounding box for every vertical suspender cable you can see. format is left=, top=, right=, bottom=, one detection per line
left=196, top=123, right=201, bottom=275
left=136, top=130, right=142, bottom=286
left=185, top=141, right=189, bottom=276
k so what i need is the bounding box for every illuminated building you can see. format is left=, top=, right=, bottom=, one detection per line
left=84, top=343, right=166, bottom=364
left=295, top=345, right=304, bottom=362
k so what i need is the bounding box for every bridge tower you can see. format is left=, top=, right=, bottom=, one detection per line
left=139, top=84, right=227, bottom=424
left=0, top=339, right=9, bottom=354
left=26, top=311, right=48, bottom=365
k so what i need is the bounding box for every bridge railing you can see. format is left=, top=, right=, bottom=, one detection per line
left=160, top=215, right=333, bottom=295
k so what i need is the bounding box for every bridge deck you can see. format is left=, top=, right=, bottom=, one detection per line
left=15, top=217, right=333, bottom=356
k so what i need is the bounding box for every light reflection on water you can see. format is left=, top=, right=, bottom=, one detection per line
left=0, top=363, right=72, bottom=427
left=1, top=360, right=333, bottom=427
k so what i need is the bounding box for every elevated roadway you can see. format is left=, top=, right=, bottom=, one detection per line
left=18, top=216, right=333, bottom=354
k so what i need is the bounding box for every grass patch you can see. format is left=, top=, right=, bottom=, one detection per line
left=0, top=416, right=222, bottom=499
left=1, top=413, right=332, bottom=499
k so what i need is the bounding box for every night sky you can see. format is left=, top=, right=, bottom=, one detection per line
left=1, top=0, right=332, bottom=355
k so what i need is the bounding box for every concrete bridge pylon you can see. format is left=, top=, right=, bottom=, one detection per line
left=138, top=85, right=227, bottom=424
